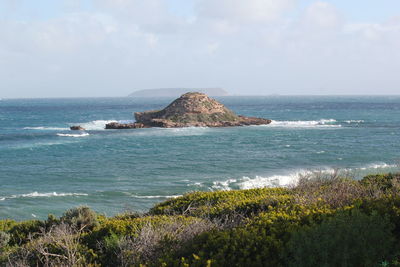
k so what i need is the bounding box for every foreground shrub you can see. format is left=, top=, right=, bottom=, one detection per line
left=92, top=216, right=215, bottom=266
left=86, top=215, right=194, bottom=246
left=0, top=220, right=17, bottom=233
left=150, top=188, right=293, bottom=221
left=7, top=223, right=98, bottom=267
left=286, top=209, right=395, bottom=267
left=0, top=231, right=10, bottom=249
left=357, top=196, right=400, bottom=240
left=117, top=218, right=215, bottom=266
left=8, top=220, right=45, bottom=246
left=293, top=172, right=367, bottom=208
left=360, top=173, right=400, bottom=196
left=167, top=202, right=337, bottom=267
left=61, top=206, right=99, bottom=232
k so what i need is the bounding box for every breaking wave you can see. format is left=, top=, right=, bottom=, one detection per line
left=269, top=119, right=341, bottom=128
left=358, top=163, right=397, bottom=170
left=78, top=120, right=123, bottom=130
left=210, top=162, right=398, bottom=191
left=24, top=120, right=136, bottom=132
left=344, top=120, right=365, bottom=124
left=24, top=126, right=69, bottom=131
left=131, top=195, right=182, bottom=199
left=57, top=133, right=90, bottom=138
left=0, top=192, right=88, bottom=201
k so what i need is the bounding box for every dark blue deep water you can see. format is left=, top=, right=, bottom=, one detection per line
left=1, top=96, right=400, bottom=220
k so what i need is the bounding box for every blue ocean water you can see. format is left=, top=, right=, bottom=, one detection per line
left=1, top=96, right=400, bottom=220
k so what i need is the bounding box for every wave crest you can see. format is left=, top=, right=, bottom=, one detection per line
left=24, top=120, right=135, bottom=132
left=345, top=120, right=364, bottom=124
left=211, top=162, right=398, bottom=191
left=57, top=133, right=90, bottom=138
left=24, top=126, right=69, bottom=131
left=132, top=195, right=182, bottom=199
left=0, top=192, right=88, bottom=201
left=78, top=120, right=120, bottom=130
left=269, top=119, right=341, bottom=128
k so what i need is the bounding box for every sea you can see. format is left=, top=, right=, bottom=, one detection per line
left=1, top=96, right=400, bottom=220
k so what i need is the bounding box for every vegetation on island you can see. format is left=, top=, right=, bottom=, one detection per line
left=1, top=172, right=400, bottom=266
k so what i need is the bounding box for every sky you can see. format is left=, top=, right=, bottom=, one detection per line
left=0, top=0, right=400, bottom=98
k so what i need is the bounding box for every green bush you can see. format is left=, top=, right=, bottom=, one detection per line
left=0, top=219, right=17, bottom=232
left=357, top=196, right=400, bottom=240
left=285, top=209, right=395, bottom=267
left=85, top=215, right=210, bottom=266
left=294, top=175, right=367, bottom=208
left=8, top=220, right=45, bottom=246
left=61, top=206, right=99, bottom=232
left=360, top=173, right=400, bottom=193
left=150, top=188, right=293, bottom=220
left=166, top=201, right=339, bottom=267
left=0, top=231, right=10, bottom=249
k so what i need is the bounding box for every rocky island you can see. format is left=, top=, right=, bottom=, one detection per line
left=106, top=92, right=271, bottom=129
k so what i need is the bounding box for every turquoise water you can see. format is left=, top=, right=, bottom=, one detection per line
left=1, top=96, right=400, bottom=220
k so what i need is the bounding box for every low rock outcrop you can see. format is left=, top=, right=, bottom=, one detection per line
left=105, top=122, right=147, bottom=129
left=106, top=92, right=271, bottom=129
left=70, top=126, right=86, bottom=131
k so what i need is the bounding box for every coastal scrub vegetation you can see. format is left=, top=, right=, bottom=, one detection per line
left=1, top=172, right=400, bottom=266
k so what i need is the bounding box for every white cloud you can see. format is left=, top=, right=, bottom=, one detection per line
left=303, top=2, right=342, bottom=29
left=1, top=1, right=400, bottom=97
left=345, top=19, right=400, bottom=43
left=206, top=41, right=220, bottom=54
left=94, top=0, right=184, bottom=34
left=196, top=0, right=295, bottom=23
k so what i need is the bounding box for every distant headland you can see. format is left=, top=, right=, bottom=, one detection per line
left=128, top=88, right=229, bottom=98
left=105, top=92, right=271, bottom=129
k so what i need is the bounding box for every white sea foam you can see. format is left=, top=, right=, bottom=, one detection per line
left=211, top=162, right=398, bottom=191
left=132, top=195, right=182, bottom=199
left=18, top=192, right=88, bottom=198
left=0, top=192, right=88, bottom=201
left=24, top=126, right=70, bottom=131
left=345, top=120, right=364, bottom=124
left=11, top=140, right=77, bottom=150
left=78, top=120, right=117, bottom=130
left=212, top=174, right=301, bottom=190
left=25, top=120, right=135, bottom=132
left=129, top=127, right=210, bottom=137
left=268, top=119, right=341, bottom=128
left=75, top=120, right=136, bottom=130
left=57, top=133, right=90, bottom=138
left=212, top=179, right=238, bottom=190
left=358, top=163, right=397, bottom=170
left=164, top=127, right=210, bottom=136
left=188, top=182, right=203, bottom=187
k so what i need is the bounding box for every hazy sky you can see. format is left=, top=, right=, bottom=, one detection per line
left=1, top=0, right=400, bottom=98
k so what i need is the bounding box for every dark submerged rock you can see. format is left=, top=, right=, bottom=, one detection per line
left=105, top=122, right=148, bottom=129
left=70, top=126, right=86, bottom=131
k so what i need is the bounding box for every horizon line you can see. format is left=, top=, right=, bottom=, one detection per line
left=2, top=94, right=400, bottom=100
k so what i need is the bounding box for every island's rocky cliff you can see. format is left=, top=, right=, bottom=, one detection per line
left=106, top=92, right=271, bottom=129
